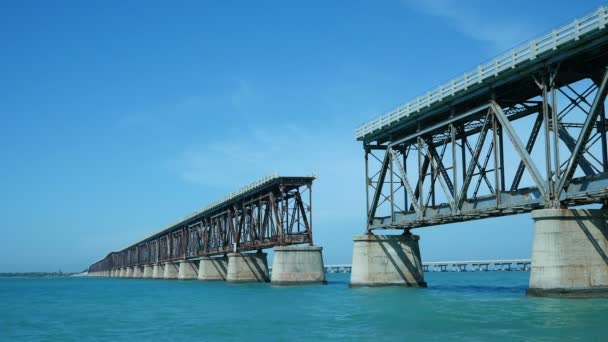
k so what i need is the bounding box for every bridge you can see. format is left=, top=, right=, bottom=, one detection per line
left=350, top=7, right=608, bottom=297
left=88, top=175, right=327, bottom=285
left=324, top=260, right=531, bottom=273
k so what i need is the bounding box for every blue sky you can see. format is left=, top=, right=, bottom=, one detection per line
left=0, top=0, right=605, bottom=272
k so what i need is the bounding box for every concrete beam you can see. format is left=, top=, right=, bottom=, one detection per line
left=350, top=234, right=426, bottom=287
left=152, top=264, right=164, bottom=279
left=198, top=256, right=228, bottom=281
left=528, top=209, right=608, bottom=298
left=178, top=260, right=198, bottom=280
left=271, top=246, right=326, bottom=285
left=163, top=262, right=179, bottom=279
left=226, top=252, right=269, bottom=283
left=142, top=265, right=153, bottom=278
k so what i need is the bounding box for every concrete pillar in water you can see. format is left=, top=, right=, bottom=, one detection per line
left=163, top=262, right=179, bottom=279
left=152, top=264, right=165, bottom=279
left=119, top=268, right=126, bottom=278
left=125, top=267, right=134, bottom=278
left=132, top=266, right=143, bottom=278
left=226, top=252, right=270, bottom=283
left=528, top=209, right=608, bottom=298
left=198, top=256, right=228, bottom=281
left=271, top=246, right=326, bottom=285
left=142, top=265, right=153, bottom=278
left=350, top=234, right=426, bottom=287
left=178, top=260, right=198, bottom=280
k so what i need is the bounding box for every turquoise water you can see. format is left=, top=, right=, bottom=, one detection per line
left=1, top=272, right=608, bottom=341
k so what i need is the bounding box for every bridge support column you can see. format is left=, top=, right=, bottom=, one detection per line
left=226, top=252, right=270, bottom=283
left=528, top=209, right=608, bottom=298
left=163, top=262, right=179, bottom=279
left=142, top=265, right=153, bottom=278
left=152, top=264, right=164, bottom=279
left=125, top=267, right=134, bottom=278
left=198, top=256, right=228, bottom=281
left=133, top=266, right=143, bottom=278
left=178, top=260, right=198, bottom=280
left=117, top=268, right=124, bottom=277
left=271, top=246, right=326, bottom=285
left=350, top=234, right=426, bottom=287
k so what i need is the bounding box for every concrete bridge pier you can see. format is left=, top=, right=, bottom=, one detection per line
left=142, top=265, right=153, bottom=278
left=152, top=264, right=165, bottom=279
left=198, top=256, right=228, bottom=281
left=350, top=234, right=426, bottom=287
left=125, top=267, right=134, bottom=278
left=528, top=209, right=608, bottom=298
left=271, top=246, right=326, bottom=285
left=117, top=268, right=124, bottom=277
left=178, top=260, right=198, bottom=280
left=133, top=266, right=144, bottom=278
left=163, top=262, right=179, bottom=279
left=226, top=252, right=270, bottom=283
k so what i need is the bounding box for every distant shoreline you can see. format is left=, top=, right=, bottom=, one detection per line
left=0, top=272, right=80, bottom=278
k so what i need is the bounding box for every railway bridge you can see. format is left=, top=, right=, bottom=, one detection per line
left=88, top=175, right=326, bottom=285
left=350, top=7, right=608, bottom=297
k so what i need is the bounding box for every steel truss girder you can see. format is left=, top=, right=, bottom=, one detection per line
left=363, top=66, right=608, bottom=232
left=88, top=179, right=314, bottom=272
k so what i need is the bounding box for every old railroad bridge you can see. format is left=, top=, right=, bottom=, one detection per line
left=90, top=7, right=608, bottom=297
left=350, top=7, right=608, bottom=297
left=88, top=175, right=326, bottom=284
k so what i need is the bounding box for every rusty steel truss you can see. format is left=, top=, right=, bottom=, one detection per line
left=89, top=176, right=314, bottom=272
left=359, top=9, right=608, bottom=232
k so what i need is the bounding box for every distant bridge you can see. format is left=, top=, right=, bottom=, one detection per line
left=88, top=175, right=315, bottom=274
left=325, top=259, right=531, bottom=273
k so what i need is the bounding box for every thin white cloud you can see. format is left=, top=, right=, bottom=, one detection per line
left=402, top=0, right=534, bottom=52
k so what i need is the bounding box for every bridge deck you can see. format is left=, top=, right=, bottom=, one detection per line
left=356, top=7, right=608, bottom=143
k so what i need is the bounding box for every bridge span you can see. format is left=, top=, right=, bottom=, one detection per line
left=350, top=7, right=608, bottom=297
left=324, top=260, right=532, bottom=273
left=88, top=175, right=326, bottom=285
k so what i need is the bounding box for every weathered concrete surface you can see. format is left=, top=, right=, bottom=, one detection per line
left=125, top=267, right=134, bottom=278
left=132, top=266, right=144, bottom=278
left=142, top=265, right=153, bottom=278
left=271, top=246, right=326, bottom=285
left=152, top=264, right=165, bottom=279
left=528, top=209, right=608, bottom=298
left=178, top=260, right=198, bottom=280
left=198, top=256, right=228, bottom=281
left=350, top=234, right=426, bottom=287
left=163, top=262, right=179, bottom=279
left=119, top=268, right=126, bottom=278
left=226, top=252, right=270, bottom=283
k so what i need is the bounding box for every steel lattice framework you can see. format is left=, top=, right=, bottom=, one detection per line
left=89, top=176, right=314, bottom=272
left=359, top=7, right=608, bottom=232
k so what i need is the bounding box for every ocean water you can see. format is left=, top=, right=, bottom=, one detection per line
left=1, top=272, right=608, bottom=341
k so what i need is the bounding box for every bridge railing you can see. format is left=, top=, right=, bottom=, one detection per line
left=355, top=6, right=608, bottom=140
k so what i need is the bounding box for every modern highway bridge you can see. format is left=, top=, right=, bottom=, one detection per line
left=324, top=260, right=531, bottom=273
left=350, top=7, right=608, bottom=297
left=88, top=175, right=327, bottom=284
